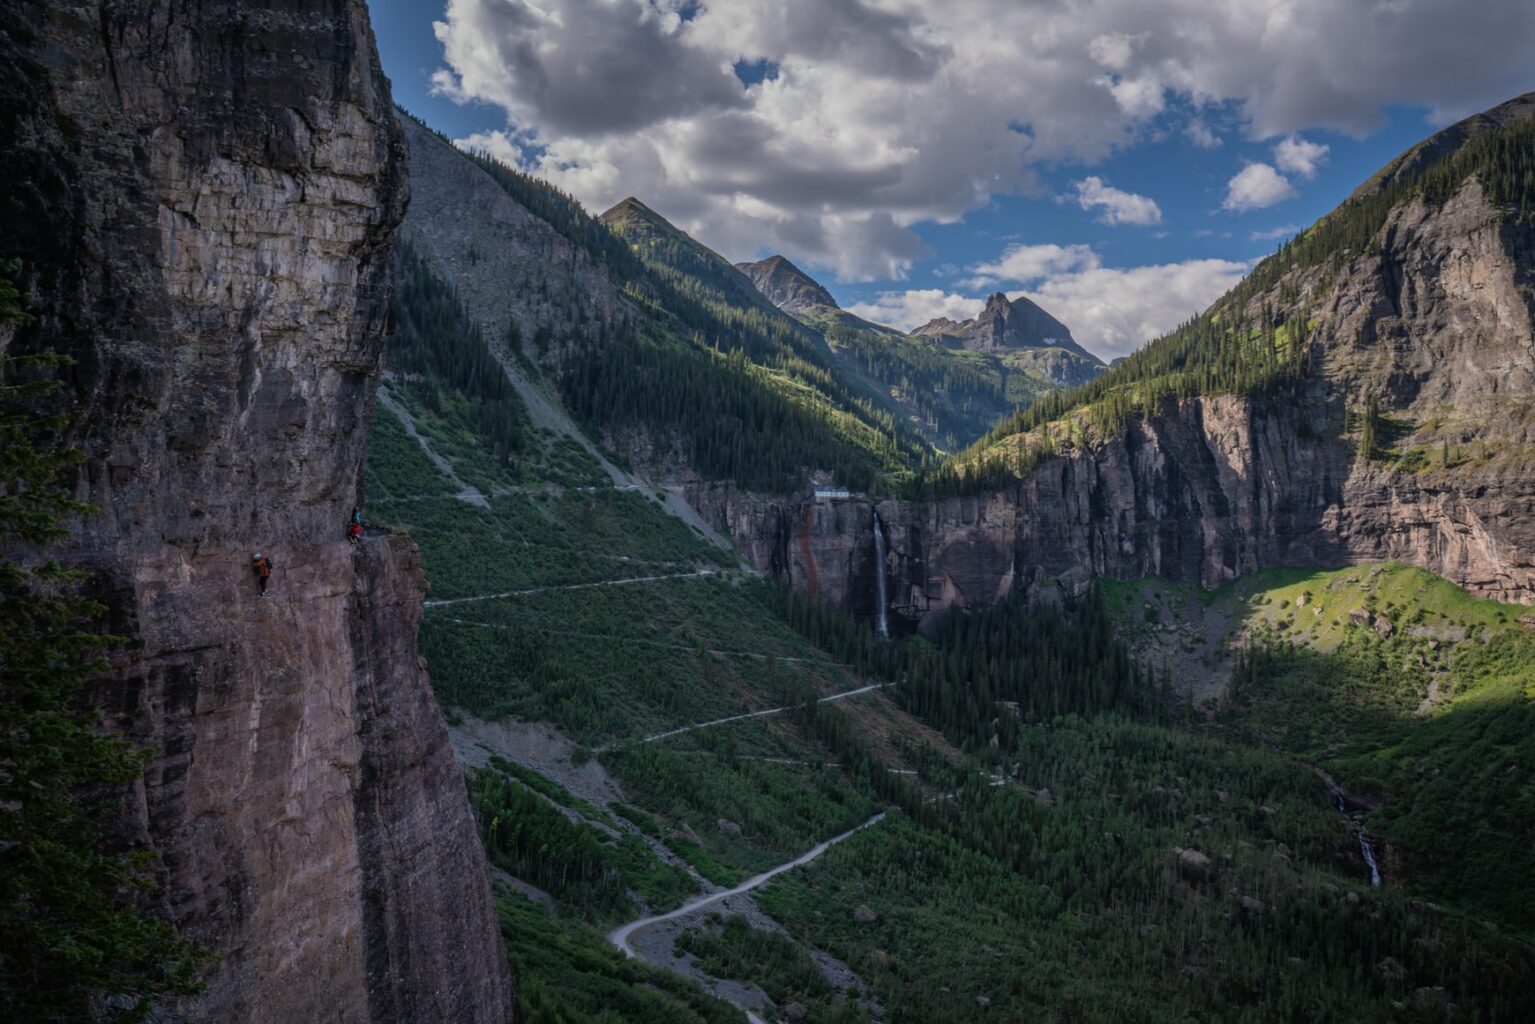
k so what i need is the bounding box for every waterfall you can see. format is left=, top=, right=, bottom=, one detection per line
left=1358, top=834, right=1382, bottom=887
left=1332, top=790, right=1381, bottom=886
left=872, top=513, right=890, bottom=641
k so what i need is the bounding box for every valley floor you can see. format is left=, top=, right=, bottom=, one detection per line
left=365, top=305, right=1535, bottom=1023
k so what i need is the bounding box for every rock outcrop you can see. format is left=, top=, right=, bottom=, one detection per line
left=736, top=255, right=840, bottom=316
left=694, top=100, right=1535, bottom=624
left=0, top=2, right=513, bottom=1021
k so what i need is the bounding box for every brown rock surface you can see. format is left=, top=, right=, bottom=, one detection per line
left=0, top=2, right=512, bottom=1021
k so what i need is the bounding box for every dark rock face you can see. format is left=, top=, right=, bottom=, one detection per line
left=0, top=2, right=513, bottom=1021
left=735, top=254, right=840, bottom=315
left=696, top=167, right=1535, bottom=624
left=399, top=114, right=625, bottom=356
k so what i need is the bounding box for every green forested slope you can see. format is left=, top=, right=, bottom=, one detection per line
left=814, top=310, right=1035, bottom=450
left=446, top=131, right=930, bottom=491
left=367, top=287, right=1535, bottom=1019
left=1108, top=565, right=1535, bottom=937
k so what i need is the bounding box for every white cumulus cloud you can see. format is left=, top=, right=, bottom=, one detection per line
left=1272, top=134, right=1330, bottom=178
left=1185, top=120, right=1222, bottom=148
left=968, top=243, right=1100, bottom=285
left=847, top=290, right=987, bottom=331
left=1223, top=163, right=1296, bottom=211
left=857, top=243, right=1252, bottom=361
left=427, top=0, right=1535, bottom=280
left=1025, top=258, right=1252, bottom=360
left=1250, top=222, right=1302, bottom=241
left=1087, top=32, right=1144, bottom=72
left=961, top=240, right=1251, bottom=359
left=1071, top=176, right=1163, bottom=225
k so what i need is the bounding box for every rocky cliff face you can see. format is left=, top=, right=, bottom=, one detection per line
left=398, top=113, right=627, bottom=358
left=735, top=254, right=840, bottom=316
left=0, top=2, right=514, bottom=1021
left=695, top=131, right=1535, bottom=626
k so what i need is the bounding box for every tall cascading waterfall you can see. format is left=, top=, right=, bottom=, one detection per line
left=1359, top=835, right=1382, bottom=887
left=872, top=513, right=890, bottom=641
left=1334, top=793, right=1382, bottom=887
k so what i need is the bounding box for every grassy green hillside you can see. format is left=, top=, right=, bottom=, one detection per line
left=364, top=241, right=941, bottom=1020
left=1106, top=564, right=1535, bottom=936
left=368, top=330, right=1535, bottom=1018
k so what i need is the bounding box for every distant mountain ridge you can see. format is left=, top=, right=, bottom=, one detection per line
left=732, top=252, right=1111, bottom=445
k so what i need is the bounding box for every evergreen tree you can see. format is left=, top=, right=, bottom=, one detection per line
left=0, top=261, right=206, bottom=1021
left=1359, top=394, right=1380, bottom=459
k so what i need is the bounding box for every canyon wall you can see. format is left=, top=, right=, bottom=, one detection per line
left=0, top=2, right=513, bottom=1020
left=694, top=176, right=1535, bottom=627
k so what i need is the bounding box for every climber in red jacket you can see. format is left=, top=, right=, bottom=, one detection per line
left=251, top=552, right=272, bottom=597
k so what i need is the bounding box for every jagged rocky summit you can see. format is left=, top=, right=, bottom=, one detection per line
left=0, top=2, right=513, bottom=1021
left=912, top=291, right=1079, bottom=353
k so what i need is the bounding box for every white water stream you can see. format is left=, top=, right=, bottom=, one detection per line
left=872, top=515, right=890, bottom=641
left=1334, top=793, right=1382, bottom=887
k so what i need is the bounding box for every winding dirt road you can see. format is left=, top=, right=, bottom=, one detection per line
left=607, top=812, right=886, bottom=959
left=423, top=569, right=723, bottom=607
left=630, top=681, right=898, bottom=746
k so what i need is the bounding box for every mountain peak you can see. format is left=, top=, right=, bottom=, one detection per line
left=912, top=292, right=1102, bottom=365
left=610, top=195, right=649, bottom=213
left=601, top=196, right=674, bottom=232
left=736, top=254, right=839, bottom=315
left=1351, top=90, right=1535, bottom=202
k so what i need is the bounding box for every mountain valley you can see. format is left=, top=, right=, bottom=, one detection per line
left=2, top=4, right=1534, bottom=1023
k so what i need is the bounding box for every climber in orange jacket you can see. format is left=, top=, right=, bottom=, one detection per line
left=251, top=552, right=272, bottom=597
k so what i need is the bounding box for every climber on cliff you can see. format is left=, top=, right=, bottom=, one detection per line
left=251, top=552, right=272, bottom=597
left=348, top=505, right=365, bottom=545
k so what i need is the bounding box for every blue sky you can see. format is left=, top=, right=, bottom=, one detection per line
left=367, top=0, right=1534, bottom=359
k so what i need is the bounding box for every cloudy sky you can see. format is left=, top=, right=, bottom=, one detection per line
left=368, top=0, right=1535, bottom=360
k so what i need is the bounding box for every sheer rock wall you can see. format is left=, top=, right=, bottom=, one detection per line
left=0, top=2, right=513, bottom=1020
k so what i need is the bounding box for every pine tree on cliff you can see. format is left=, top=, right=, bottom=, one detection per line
left=0, top=261, right=205, bottom=1020
left=1359, top=395, right=1381, bottom=460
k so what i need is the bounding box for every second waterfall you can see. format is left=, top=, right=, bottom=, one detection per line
left=873, top=513, right=890, bottom=641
